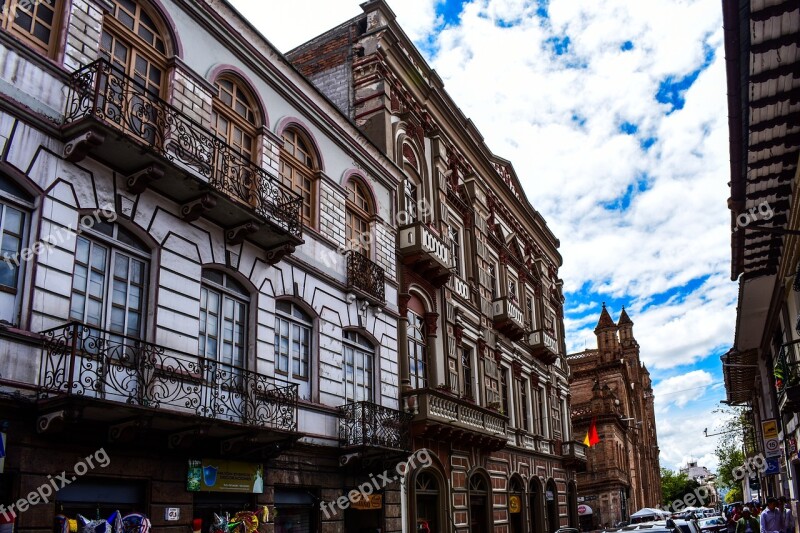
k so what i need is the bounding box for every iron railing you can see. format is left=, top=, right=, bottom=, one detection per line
left=64, top=59, right=302, bottom=238
left=338, top=401, right=412, bottom=450
left=346, top=250, right=385, bottom=302
left=39, top=322, right=298, bottom=431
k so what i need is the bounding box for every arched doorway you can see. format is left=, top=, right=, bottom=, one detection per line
left=546, top=479, right=559, bottom=533
left=529, top=477, right=544, bottom=533
left=567, top=481, right=578, bottom=527
left=414, top=470, right=443, bottom=533
left=509, top=476, right=525, bottom=533
left=469, top=473, right=491, bottom=533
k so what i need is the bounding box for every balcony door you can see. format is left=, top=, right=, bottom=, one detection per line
left=274, top=300, right=313, bottom=400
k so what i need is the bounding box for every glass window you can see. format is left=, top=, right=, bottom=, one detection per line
left=449, top=225, right=461, bottom=275
left=407, top=309, right=427, bottom=389
left=0, top=202, right=25, bottom=291
left=518, top=379, right=529, bottom=432
left=274, top=300, right=312, bottom=380
left=501, top=367, right=509, bottom=417
left=461, top=346, right=472, bottom=399
left=69, top=223, right=149, bottom=341
left=508, top=276, right=517, bottom=302
left=488, top=264, right=497, bottom=299
left=212, top=76, right=258, bottom=161
left=100, top=0, right=168, bottom=97
left=526, top=295, right=535, bottom=328
left=279, top=129, right=316, bottom=226
left=346, top=179, right=372, bottom=257
left=198, top=270, right=249, bottom=369
left=0, top=0, right=63, bottom=57
left=343, top=331, right=374, bottom=403
left=404, top=177, right=418, bottom=224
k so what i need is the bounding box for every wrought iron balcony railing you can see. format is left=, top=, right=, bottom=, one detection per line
left=63, top=59, right=302, bottom=240
left=39, top=322, right=298, bottom=431
left=338, top=401, right=412, bottom=451
left=346, top=250, right=385, bottom=303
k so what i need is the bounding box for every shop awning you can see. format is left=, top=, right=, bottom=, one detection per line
left=578, top=504, right=593, bottom=516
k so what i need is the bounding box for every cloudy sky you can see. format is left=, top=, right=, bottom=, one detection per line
left=228, top=0, right=736, bottom=472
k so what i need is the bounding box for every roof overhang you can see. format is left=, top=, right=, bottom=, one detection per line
left=734, top=274, right=776, bottom=351
left=722, top=348, right=759, bottom=404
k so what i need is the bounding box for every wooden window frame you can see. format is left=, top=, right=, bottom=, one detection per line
left=279, top=129, right=317, bottom=228
left=0, top=0, right=63, bottom=58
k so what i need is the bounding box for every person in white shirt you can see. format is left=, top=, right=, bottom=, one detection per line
left=781, top=497, right=794, bottom=533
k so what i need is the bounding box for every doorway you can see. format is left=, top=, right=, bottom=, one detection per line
left=546, top=479, right=558, bottom=533
left=469, top=473, right=490, bottom=533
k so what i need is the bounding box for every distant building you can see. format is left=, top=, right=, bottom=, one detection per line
left=680, top=461, right=718, bottom=508
left=568, top=306, right=662, bottom=528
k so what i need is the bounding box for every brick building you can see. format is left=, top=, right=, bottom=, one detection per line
left=288, top=2, right=587, bottom=532
left=567, top=307, right=662, bottom=529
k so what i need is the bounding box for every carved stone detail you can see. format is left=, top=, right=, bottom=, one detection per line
left=126, top=165, right=164, bottom=194
left=181, top=193, right=217, bottom=222
left=64, top=130, right=106, bottom=163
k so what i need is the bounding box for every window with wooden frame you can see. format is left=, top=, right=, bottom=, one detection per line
left=212, top=75, right=258, bottom=161
left=0, top=0, right=63, bottom=57
left=100, top=0, right=169, bottom=97
left=407, top=308, right=428, bottom=390
left=518, top=378, right=530, bottom=432
left=198, top=269, right=249, bottom=369
left=279, top=128, right=316, bottom=227
left=345, top=178, right=373, bottom=257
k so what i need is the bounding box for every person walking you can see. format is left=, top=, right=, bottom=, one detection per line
left=781, top=497, right=794, bottom=533
left=761, top=497, right=785, bottom=533
left=739, top=507, right=762, bottom=533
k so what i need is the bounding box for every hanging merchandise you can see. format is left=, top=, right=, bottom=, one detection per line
left=120, top=513, right=151, bottom=533
left=77, top=511, right=123, bottom=533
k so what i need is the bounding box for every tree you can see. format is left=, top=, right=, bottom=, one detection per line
left=712, top=406, right=753, bottom=492
left=725, top=486, right=744, bottom=503
left=661, top=468, right=701, bottom=506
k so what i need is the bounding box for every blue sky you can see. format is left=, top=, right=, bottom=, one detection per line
left=232, top=0, right=736, bottom=471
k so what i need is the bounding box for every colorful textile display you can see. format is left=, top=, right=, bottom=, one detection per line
left=121, top=513, right=150, bottom=533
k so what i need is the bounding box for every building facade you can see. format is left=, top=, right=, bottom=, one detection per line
left=288, top=2, right=587, bottom=532
left=0, top=0, right=414, bottom=531
left=720, top=0, right=799, bottom=507
left=567, top=307, right=661, bottom=529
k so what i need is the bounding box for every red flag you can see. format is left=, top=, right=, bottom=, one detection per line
left=583, top=418, right=600, bottom=447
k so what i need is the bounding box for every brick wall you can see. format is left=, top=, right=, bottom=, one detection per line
left=170, top=67, right=213, bottom=128
left=63, top=0, right=103, bottom=71
left=307, top=63, right=351, bottom=116
left=375, top=221, right=396, bottom=281
left=319, top=179, right=346, bottom=249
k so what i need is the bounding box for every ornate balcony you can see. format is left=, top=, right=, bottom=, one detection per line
left=38, top=323, right=299, bottom=439
left=62, top=60, right=302, bottom=263
left=448, top=274, right=471, bottom=302
left=561, top=440, right=589, bottom=471
left=405, top=388, right=507, bottom=450
left=397, top=222, right=451, bottom=287
left=346, top=250, right=385, bottom=303
left=492, top=297, right=525, bottom=340
left=338, top=401, right=412, bottom=454
left=529, top=329, right=559, bottom=364
left=777, top=339, right=800, bottom=413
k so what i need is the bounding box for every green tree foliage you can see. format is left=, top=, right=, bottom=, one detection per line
left=661, top=468, right=701, bottom=506
left=725, top=486, right=744, bottom=503
left=712, top=406, right=753, bottom=491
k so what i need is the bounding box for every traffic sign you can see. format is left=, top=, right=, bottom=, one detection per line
left=765, top=437, right=781, bottom=457
left=764, top=457, right=780, bottom=476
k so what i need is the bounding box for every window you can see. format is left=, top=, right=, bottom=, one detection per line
left=212, top=76, right=258, bottom=161
left=488, top=264, right=497, bottom=299
left=69, top=222, right=149, bottom=340
left=508, top=276, right=518, bottom=303
left=0, top=201, right=25, bottom=292
left=449, top=225, right=461, bottom=275
left=279, top=129, right=316, bottom=226
left=407, top=309, right=427, bottom=389
left=343, top=331, right=374, bottom=403
left=100, top=0, right=169, bottom=97
left=518, top=379, right=529, bottom=432
left=0, top=0, right=63, bottom=57
left=274, top=301, right=312, bottom=382
left=404, top=178, right=419, bottom=224
left=484, top=357, right=500, bottom=407
left=526, top=295, right=535, bottom=328
left=532, top=387, right=545, bottom=435
left=346, top=179, right=373, bottom=257
left=198, top=270, right=249, bottom=369
left=551, top=391, right=562, bottom=440
left=500, top=367, right=509, bottom=417
left=461, top=347, right=472, bottom=399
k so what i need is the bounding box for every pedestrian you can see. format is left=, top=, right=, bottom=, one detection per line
left=761, top=497, right=785, bottom=533
left=739, top=507, right=761, bottom=533
left=781, top=497, right=794, bottom=533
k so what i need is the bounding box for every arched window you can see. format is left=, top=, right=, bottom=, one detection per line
left=342, top=331, right=374, bottom=403
left=345, top=178, right=373, bottom=257
left=530, top=478, right=545, bottom=533
left=212, top=75, right=258, bottom=161
left=274, top=300, right=313, bottom=399
left=198, top=269, right=249, bottom=369
left=69, top=220, right=149, bottom=341
left=509, top=477, right=525, bottom=533
left=100, top=0, right=169, bottom=96
left=469, top=473, right=491, bottom=533
left=407, top=303, right=427, bottom=390
left=401, top=143, right=423, bottom=224
left=546, top=479, right=559, bottom=533
left=414, top=471, right=442, bottom=533
left=0, top=0, right=63, bottom=57
left=279, top=128, right=316, bottom=227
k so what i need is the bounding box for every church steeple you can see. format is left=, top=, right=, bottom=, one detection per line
left=594, top=303, right=619, bottom=353
left=618, top=306, right=636, bottom=344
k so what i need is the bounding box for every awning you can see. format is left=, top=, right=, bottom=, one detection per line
left=578, top=504, right=593, bottom=516
left=722, top=348, right=759, bottom=405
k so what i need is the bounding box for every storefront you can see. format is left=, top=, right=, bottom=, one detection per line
left=274, top=488, right=318, bottom=533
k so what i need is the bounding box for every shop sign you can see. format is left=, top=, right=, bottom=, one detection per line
left=164, top=508, right=180, bottom=521
left=350, top=494, right=382, bottom=510
left=509, top=496, right=521, bottom=514
left=789, top=437, right=797, bottom=455
left=546, top=490, right=554, bottom=501
left=187, top=459, right=264, bottom=493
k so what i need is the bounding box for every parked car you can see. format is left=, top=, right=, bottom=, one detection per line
left=698, top=517, right=727, bottom=533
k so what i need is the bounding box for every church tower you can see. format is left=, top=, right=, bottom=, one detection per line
left=594, top=303, right=619, bottom=361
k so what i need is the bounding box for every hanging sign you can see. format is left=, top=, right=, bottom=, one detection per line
left=350, top=494, right=382, bottom=510
left=509, top=496, right=521, bottom=514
